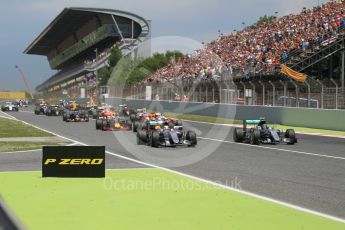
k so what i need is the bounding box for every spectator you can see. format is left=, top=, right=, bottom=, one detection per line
left=143, top=1, right=345, bottom=83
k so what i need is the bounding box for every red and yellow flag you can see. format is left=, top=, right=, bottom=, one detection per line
left=281, top=64, right=307, bottom=82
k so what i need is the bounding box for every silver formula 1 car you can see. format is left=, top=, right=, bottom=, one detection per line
left=233, top=118, right=297, bottom=145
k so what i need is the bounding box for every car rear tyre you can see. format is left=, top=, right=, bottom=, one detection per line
left=186, top=131, right=197, bottom=147
left=233, top=128, right=244, bottom=142
left=151, top=131, right=160, bottom=148
left=137, top=130, right=147, bottom=145
left=250, top=129, right=260, bottom=145
left=175, top=120, right=183, bottom=126
left=133, top=121, right=139, bottom=132
left=96, top=119, right=102, bottom=129
left=285, top=129, right=296, bottom=145
left=130, top=114, right=136, bottom=122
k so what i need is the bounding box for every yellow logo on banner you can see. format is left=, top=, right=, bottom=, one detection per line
left=44, top=159, right=104, bottom=165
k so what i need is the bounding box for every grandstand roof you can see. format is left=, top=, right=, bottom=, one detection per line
left=24, top=7, right=148, bottom=55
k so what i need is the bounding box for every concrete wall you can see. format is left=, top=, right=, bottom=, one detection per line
left=103, top=97, right=345, bottom=131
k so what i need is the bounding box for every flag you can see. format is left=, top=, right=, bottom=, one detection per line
left=281, top=64, right=307, bottom=82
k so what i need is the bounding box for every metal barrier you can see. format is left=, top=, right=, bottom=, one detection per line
left=106, top=79, right=345, bottom=110
left=104, top=97, right=345, bottom=131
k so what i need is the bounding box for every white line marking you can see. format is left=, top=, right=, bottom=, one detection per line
left=0, top=111, right=18, bottom=120
left=0, top=170, right=41, bottom=173
left=8, top=112, right=345, bottom=224
left=198, top=137, right=345, bottom=161
left=66, top=142, right=80, bottom=146
left=0, top=149, right=41, bottom=154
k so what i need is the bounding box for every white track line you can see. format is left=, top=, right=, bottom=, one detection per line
left=0, top=149, right=42, bottom=154
left=7, top=113, right=345, bottom=224
left=0, top=111, right=18, bottom=120
left=198, top=137, right=345, bottom=161
left=66, top=142, right=81, bottom=146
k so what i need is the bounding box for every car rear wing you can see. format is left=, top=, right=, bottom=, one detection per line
left=243, top=120, right=261, bottom=130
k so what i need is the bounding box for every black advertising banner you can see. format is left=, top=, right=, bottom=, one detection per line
left=42, top=146, right=105, bottom=178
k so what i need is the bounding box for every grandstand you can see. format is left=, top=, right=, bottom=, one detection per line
left=24, top=7, right=151, bottom=99
left=131, top=1, right=345, bottom=109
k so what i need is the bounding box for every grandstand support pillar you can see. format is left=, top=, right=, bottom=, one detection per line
left=160, top=87, right=163, bottom=100
left=199, top=87, right=201, bottom=102
left=259, top=81, right=265, bottom=106
left=249, top=82, right=256, bottom=105
left=206, top=86, right=208, bottom=103
left=330, top=78, right=339, bottom=109
left=316, top=80, right=324, bottom=109
left=268, top=81, right=275, bottom=106
left=219, top=85, right=222, bottom=104
left=341, top=51, right=344, bottom=91
left=290, top=80, right=299, bottom=108
left=212, top=87, right=215, bottom=103
left=280, top=80, right=287, bottom=107
left=111, top=15, right=124, bottom=41
left=240, top=81, right=246, bottom=105
left=329, top=57, right=333, bottom=79
left=304, top=81, right=311, bottom=108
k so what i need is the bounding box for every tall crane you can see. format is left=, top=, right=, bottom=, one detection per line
left=15, top=65, right=34, bottom=100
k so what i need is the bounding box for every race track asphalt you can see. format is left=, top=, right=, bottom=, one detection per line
left=1, top=108, right=345, bottom=219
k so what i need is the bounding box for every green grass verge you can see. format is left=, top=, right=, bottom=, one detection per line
left=0, top=117, right=53, bottom=138
left=0, top=169, right=344, bottom=230
left=0, top=142, right=62, bottom=153
left=164, top=112, right=345, bottom=137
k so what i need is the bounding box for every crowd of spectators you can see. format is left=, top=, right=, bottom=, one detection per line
left=144, top=1, right=345, bottom=84
left=84, top=48, right=111, bottom=67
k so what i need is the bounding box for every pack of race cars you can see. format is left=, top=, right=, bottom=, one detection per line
left=30, top=100, right=298, bottom=148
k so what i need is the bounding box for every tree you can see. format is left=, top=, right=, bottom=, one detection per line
left=108, top=47, right=122, bottom=67
left=255, top=15, right=276, bottom=27
left=124, top=50, right=183, bottom=85
left=98, top=67, right=111, bottom=86
left=97, top=47, right=122, bottom=86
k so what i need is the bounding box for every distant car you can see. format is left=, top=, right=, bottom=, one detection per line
left=87, top=106, right=99, bottom=119
left=233, top=118, right=297, bottom=145
left=62, top=109, right=89, bottom=122
left=34, top=104, right=48, bottom=115
left=1, top=102, right=19, bottom=112
left=46, top=105, right=63, bottom=116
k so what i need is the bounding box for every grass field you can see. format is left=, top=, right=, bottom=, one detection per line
left=0, top=169, right=344, bottom=230
left=0, top=117, right=53, bottom=138
left=164, top=112, right=345, bottom=137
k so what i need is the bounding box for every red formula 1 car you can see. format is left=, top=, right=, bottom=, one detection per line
left=95, top=110, right=132, bottom=131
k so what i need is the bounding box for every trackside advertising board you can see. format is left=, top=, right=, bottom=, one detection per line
left=0, top=92, right=26, bottom=100
left=42, top=146, right=105, bottom=178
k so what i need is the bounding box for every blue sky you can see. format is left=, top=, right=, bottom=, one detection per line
left=0, top=0, right=328, bottom=91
